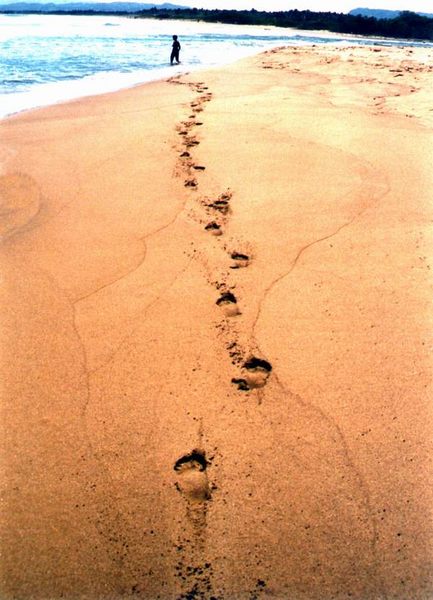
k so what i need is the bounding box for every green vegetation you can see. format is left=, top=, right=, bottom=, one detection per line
left=1, top=4, right=432, bottom=41
left=134, top=8, right=433, bottom=41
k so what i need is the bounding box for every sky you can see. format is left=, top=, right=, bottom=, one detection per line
left=2, top=0, right=432, bottom=12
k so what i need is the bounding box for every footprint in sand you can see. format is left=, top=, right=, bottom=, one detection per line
left=216, top=291, right=240, bottom=317
left=208, top=199, right=230, bottom=215
left=186, top=139, right=200, bottom=148
left=242, top=357, right=272, bottom=389
left=232, top=357, right=272, bottom=391
left=230, top=252, right=250, bottom=269
left=205, top=221, right=222, bottom=236
left=184, top=179, right=198, bottom=188
left=174, top=451, right=210, bottom=502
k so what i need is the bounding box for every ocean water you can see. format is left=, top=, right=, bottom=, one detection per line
left=1, top=13, right=431, bottom=119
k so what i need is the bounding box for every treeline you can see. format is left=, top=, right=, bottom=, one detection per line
left=135, top=8, right=433, bottom=41
left=1, top=5, right=432, bottom=41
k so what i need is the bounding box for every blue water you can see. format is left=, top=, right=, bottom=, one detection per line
left=1, top=14, right=431, bottom=118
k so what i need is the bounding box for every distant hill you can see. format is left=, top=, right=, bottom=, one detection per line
left=350, top=7, right=433, bottom=19
left=0, top=1, right=188, bottom=12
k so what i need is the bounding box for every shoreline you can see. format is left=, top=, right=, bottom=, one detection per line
left=1, top=43, right=432, bottom=599
left=2, top=13, right=433, bottom=122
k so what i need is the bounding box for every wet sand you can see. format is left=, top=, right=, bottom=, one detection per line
left=1, top=44, right=433, bottom=599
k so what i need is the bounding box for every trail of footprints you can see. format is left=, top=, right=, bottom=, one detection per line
left=173, top=79, right=272, bottom=394
left=167, top=75, right=271, bottom=599
left=165, top=49, right=428, bottom=596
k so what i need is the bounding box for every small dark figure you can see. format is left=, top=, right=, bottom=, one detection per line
left=170, top=35, right=181, bottom=65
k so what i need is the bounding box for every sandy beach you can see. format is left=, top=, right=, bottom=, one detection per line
left=1, top=43, right=433, bottom=599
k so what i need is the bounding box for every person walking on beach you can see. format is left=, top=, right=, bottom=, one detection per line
left=170, top=35, right=181, bottom=65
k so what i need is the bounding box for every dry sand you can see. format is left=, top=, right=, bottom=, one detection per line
left=1, top=43, right=433, bottom=599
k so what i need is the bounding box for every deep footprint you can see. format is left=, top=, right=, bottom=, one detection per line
left=216, top=291, right=237, bottom=306
left=174, top=451, right=210, bottom=502
left=244, top=357, right=272, bottom=372
left=208, top=199, right=229, bottom=214
left=184, top=179, right=198, bottom=188
left=216, top=292, right=240, bottom=317
left=242, top=357, right=272, bottom=388
left=204, top=221, right=222, bottom=236
left=230, top=252, right=250, bottom=268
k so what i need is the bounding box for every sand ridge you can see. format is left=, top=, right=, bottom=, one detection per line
left=1, top=44, right=433, bottom=599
